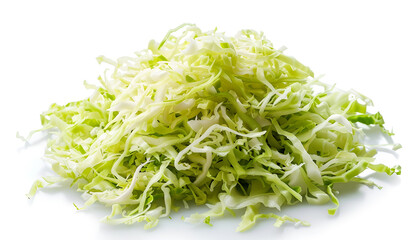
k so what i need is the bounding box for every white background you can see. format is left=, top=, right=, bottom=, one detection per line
left=1, top=1, right=419, bottom=239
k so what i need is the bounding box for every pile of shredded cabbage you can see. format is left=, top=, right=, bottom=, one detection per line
left=28, top=24, right=400, bottom=231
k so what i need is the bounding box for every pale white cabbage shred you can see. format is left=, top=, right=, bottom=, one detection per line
left=28, top=24, right=400, bottom=231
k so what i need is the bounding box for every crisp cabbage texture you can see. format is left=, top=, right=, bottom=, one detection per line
left=28, top=24, right=400, bottom=231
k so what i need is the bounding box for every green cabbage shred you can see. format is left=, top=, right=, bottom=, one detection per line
left=27, top=24, right=401, bottom=231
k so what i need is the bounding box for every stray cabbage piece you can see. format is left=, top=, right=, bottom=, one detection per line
left=27, top=24, right=400, bottom=231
